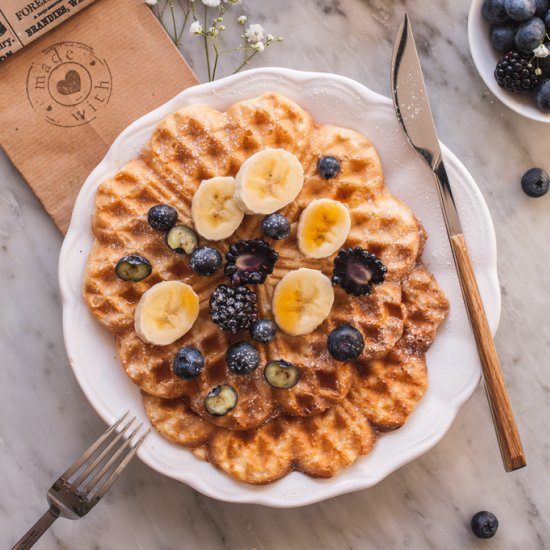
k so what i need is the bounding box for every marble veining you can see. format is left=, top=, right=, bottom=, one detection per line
left=1, top=0, right=549, bottom=548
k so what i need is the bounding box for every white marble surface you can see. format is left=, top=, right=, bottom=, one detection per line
left=1, top=0, right=549, bottom=548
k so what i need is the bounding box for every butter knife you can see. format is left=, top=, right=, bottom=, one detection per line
left=391, top=14, right=526, bottom=471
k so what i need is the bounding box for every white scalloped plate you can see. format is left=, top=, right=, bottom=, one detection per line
left=59, top=68, right=500, bottom=507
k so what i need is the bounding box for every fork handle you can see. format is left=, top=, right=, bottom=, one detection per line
left=12, top=506, right=60, bottom=550
left=451, top=233, right=526, bottom=471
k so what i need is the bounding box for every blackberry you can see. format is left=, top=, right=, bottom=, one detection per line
left=209, top=284, right=258, bottom=333
left=332, top=247, right=387, bottom=296
left=494, top=51, right=540, bottom=93
left=224, top=239, right=278, bottom=285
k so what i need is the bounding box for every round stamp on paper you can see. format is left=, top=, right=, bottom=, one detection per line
left=26, top=41, right=112, bottom=128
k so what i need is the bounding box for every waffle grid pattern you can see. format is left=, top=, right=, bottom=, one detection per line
left=83, top=93, right=449, bottom=483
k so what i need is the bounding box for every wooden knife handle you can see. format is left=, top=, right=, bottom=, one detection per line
left=451, top=233, right=526, bottom=471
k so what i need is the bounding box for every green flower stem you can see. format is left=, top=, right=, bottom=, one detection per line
left=212, top=42, right=220, bottom=81
left=232, top=50, right=258, bottom=75
left=203, top=4, right=212, bottom=81
left=169, top=1, right=178, bottom=44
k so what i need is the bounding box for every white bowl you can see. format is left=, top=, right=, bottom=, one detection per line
left=468, top=0, right=550, bottom=123
left=59, top=68, right=501, bottom=507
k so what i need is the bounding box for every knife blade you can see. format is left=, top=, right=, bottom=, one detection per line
left=391, top=14, right=526, bottom=472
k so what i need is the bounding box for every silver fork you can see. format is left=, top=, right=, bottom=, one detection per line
left=12, top=412, right=150, bottom=550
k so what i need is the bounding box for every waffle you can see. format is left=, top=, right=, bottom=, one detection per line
left=83, top=92, right=449, bottom=483
left=143, top=265, right=448, bottom=483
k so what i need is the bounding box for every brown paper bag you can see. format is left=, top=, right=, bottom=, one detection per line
left=0, top=0, right=198, bottom=233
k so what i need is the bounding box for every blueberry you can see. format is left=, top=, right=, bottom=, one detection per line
left=490, top=22, right=518, bottom=50
left=264, top=360, right=300, bottom=389
left=261, top=213, right=291, bottom=240
left=540, top=54, right=550, bottom=76
left=505, top=0, right=536, bottom=20
left=225, top=341, right=260, bottom=374
left=515, top=17, right=546, bottom=52
left=173, top=347, right=204, bottom=380
left=471, top=511, right=499, bottom=539
left=534, top=0, right=549, bottom=16
left=545, top=8, right=550, bottom=27
left=483, top=0, right=511, bottom=22
left=250, top=319, right=277, bottom=342
left=534, top=78, right=550, bottom=111
left=204, top=385, right=238, bottom=416
left=166, top=225, right=198, bottom=255
left=521, top=167, right=550, bottom=197
left=115, top=254, right=152, bottom=282
left=317, top=156, right=341, bottom=179
left=189, top=246, right=222, bottom=275
left=327, top=325, right=365, bottom=361
left=147, top=204, right=178, bottom=231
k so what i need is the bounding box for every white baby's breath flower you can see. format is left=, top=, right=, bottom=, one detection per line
left=533, top=44, right=550, bottom=58
left=251, top=41, right=265, bottom=53
left=208, top=26, right=219, bottom=37
left=189, top=21, right=203, bottom=35
left=237, top=15, right=247, bottom=25
left=202, top=0, right=221, bottom=7
left=219, top=25, right=226, bottom=31
left=245, top=23, right=264, bottom=43
left=265, top=34, right=274, bottom=44
left=144, top=0, right=158, bottom=5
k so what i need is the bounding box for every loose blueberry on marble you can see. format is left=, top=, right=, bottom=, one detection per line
left=521, top=167, right=550, bottom=197
left=515, top=17, right=546, bottom=53
left=534, top=78, right=550, bottom=111
left=491, top=22, right=518, bottom=50
left=249, top=319, right=277, bottom=343
left=317, top=156, right=341, bottom=179
left=505, top=0, right=536, bottom=21
left=115, top=254, right=152, bottom=282
left=483, top=0, right=511, bottom=22
left=327, top=324, right=365, bottom=361
left=166, top=225, right=198, bottom=255
left=226, top=341, right=260, bottom=374
left=534, top=0, right=549, bottom=16
left=173, top=346, right=204, bottom=380
left=147, top=204, right=178, bottom=231
left=471, top=511, right=499, bottom=539
left=261, top=213, right=291, bottom=240
left=189, top=246, right=222, bottom=275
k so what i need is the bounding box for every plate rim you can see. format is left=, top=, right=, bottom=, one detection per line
left=59, top=67, right=501, bottom=507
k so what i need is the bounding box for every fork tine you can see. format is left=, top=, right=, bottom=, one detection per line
left=80, top=422, right=144, bottom=495
left=62, top=411, right=130, bottom=480
left=70, top=415, right=137, bottom=487
left=91, top=427, right=150, bottom=501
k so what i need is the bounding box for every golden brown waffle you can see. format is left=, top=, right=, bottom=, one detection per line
left=83, top=92, right=448, bottom=482
left=143, top=265, right=448, bottom=483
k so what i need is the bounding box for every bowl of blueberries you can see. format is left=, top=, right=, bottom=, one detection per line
left=468, top=0, right=550, bottom=122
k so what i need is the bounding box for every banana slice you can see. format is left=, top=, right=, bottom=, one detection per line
left=192, top=176, right=244, bottom=241
left=234, top=148, right=304, bottom=214
left=272, top=268, right=334, bottom=336
left=135, top=281, right=199, bottom=346
left=297, top=198, right=351, bottom=258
